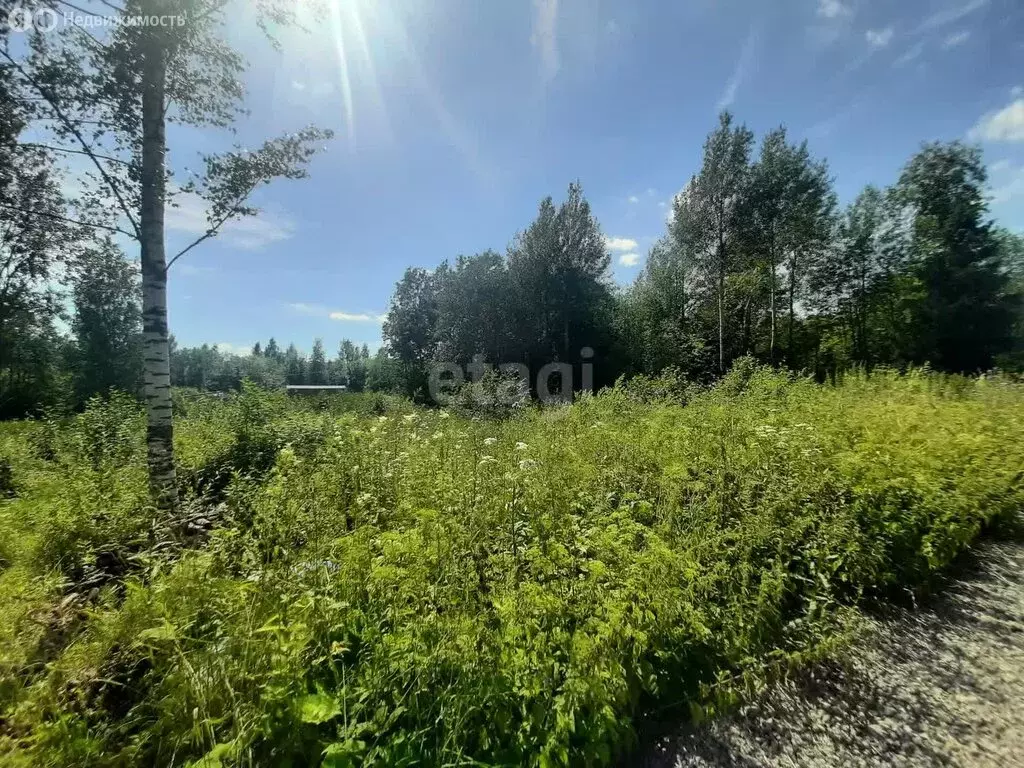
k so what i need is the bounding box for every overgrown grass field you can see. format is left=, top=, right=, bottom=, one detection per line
left=1, top=366, right=1022, bottom=766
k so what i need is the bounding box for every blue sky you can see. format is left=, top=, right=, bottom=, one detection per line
left=157, top=0, right=1024, bottom=354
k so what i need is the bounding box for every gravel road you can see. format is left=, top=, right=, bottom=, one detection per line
left=637, top=539, right=1024, bottom=767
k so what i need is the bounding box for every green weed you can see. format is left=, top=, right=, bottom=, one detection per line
left=1, top=367, right=1022, bottom=766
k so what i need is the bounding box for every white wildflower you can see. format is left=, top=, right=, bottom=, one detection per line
left=515, top=442, right=529, bottom=451
left=483, top=437, right=498, bottom=446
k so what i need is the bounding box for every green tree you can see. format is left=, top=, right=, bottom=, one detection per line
left=70, top=239, right=142, bottom=404
left=744, top=127, right=835, bottom=362
left=2, top=0, right=333, bottom=512
left=673, top=112, right=755, bottom=372
left=382, top=268, right=440, bottom=398
left=894, top=142, right=1016, bottom=371
left=506, top=182, right=614, bottom=388
left=434, top=251, right=511, bottom=364
left=0, top=65, right=70, bottom=417
left=994, top=228, right=1024, bottom=369
left=337, top=339, right=368, bottom=391
left=619, top=236, right=708, bottom=376
left=264, top=337, right=281, bottom=361
left=308, top=338, right=327, bottom=385
left=365, top=347, right=403, bottom=392
left=284, top=343, right=305, bottom=385
left=240, top=354, right=285, bottom=390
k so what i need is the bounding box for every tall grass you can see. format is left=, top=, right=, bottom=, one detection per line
left=1, top=366, right=1022, bottom=766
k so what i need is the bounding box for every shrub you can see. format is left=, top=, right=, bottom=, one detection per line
left=2, top=367, right=1023, bottom=766
left=451, top=368, right=531, bottom=420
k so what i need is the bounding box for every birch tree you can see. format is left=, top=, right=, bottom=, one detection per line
left=672, top=112, right=753, bottom=372
left=1, top=0, right=332, bottom=513
left=745, top=127, right=834, bottom=363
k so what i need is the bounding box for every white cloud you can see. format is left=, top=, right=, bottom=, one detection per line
left=894, top=41, right=925, bottom=67
left=808, top=0, right=854, bottom=49
left=287, top=302, right=326, bottom=316
left=990, top=165, right=1024, bottom=205
left=717, top=26, right=758, bottom=111
left=817, top=0, right=851, bottom=19
left=604, top=236, right=638, bottom=252
left=990, top=159, right=1012, bottom=174
left=618, top=252, right=641, bottom=267
left=918, top=0, right=987, bottom=31
left=942, top=30, right=970, bottom=48
left=1012, top=86, right=1023, bottom=98
left=866, top=27, right=894, bottom=48
left=166, top=192, right=294, bottom=251
left=214, top=342, right=255, bottom=356
left=968, top=99, right=1024, bottom=142
left=286, top=302, right=385, bottom=323
left=329, top=311, right=387, bottom=323
left=628, top=195, right=640, bottom=204
left=221, top=214, right=294, bottom=250
left=530, top=0, right=560, bottom=83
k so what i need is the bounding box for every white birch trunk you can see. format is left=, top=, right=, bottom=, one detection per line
left=140, top=41, right=178, bottom=513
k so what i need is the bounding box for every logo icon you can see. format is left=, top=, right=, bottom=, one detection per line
left=6, top=6, right=59, bottom=33
left=7, top=6, right=33, bottom=32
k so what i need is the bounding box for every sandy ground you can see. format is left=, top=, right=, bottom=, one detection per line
left=636, top=539, right=1024, bottom=767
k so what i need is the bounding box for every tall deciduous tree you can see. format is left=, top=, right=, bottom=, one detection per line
left=2, top=0, right=332, bottom=513
left=507, top=182, right=613, bottom=384
left=383, top=267, right=441, bottom=398
left=620, top=236, right=708, bottom=376
left=810, top=186, right=885, bottom=366
left=70, top=239, right=142, bottom=403
left=894, top=142, right=1016, bottom=372
left=0, top=58, right=69, bottom=416
left=744, top=127, right=835, bottom=362
left=673, top=112, right=754, bottom=372
left=434, top=250, right=510, bottom=364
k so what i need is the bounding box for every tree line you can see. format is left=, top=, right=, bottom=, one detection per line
left=170, top=338, right=389, bottom=392
left=380, top=114, right=1023, bottom=398
left=6, top=112, right=1024, bottom=421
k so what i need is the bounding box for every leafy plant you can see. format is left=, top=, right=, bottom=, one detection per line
left=1, top=369, right=1023, bottom=766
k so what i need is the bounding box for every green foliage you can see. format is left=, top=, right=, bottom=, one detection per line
left=1, top=368, right=1022, bottom=765
left=69, top=239, right=142, bottom=406
left=29, top=393, right=149, bottom=581
left=380, top=182, right=617, bottom=400
left=0, top=453, right=15, bottom=499
left=451, top=367, right=532, bottom=420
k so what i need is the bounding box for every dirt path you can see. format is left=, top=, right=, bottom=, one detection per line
left=638, top=539, right=1024, bottom=767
